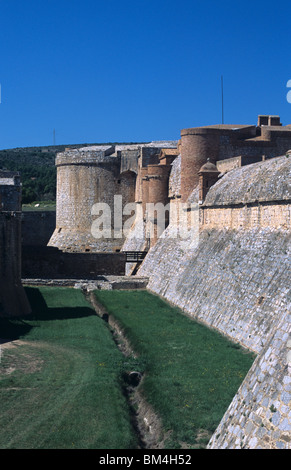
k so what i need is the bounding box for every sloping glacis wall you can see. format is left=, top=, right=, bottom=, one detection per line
left=137, top=156, right=291, bottom=448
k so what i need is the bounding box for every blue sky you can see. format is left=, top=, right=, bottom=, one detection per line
left=0, top=0, right=290, bottom=149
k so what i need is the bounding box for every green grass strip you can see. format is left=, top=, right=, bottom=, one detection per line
left=0, top=286, right=138, bottom=449
left=94, top=290, right=255, bottom=449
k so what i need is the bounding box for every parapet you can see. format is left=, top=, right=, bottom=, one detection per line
left=203, top=155, right=291, bottom=207
left=0, top=170, right=21, bottom=211
left=55, top=146, right=116, bottom=166
left=181, top=124, right=257, bottom=139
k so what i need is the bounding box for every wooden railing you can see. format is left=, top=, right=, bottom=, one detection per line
left=124, top=251, right=148, bottom=263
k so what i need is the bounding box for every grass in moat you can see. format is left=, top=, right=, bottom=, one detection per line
left=0, top=287, right=138, bottom=449
left=94, top=290, right=255, bottom=449
left=22, top=200, right=56, bottom=211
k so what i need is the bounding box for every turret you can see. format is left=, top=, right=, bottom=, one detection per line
left=180, top=127, right=220, bottom=202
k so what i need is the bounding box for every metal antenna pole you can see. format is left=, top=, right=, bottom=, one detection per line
left=221, top=76, right=224, bottom=124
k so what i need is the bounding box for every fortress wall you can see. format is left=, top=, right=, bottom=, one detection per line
left=49, top=143, right=178, bottom=254
left=120, top=149, right=139, bottom=174
left=200, top=203, right=290, bottom=230
left=139, top=156, right=290, bottom=353
left=121, top=209, right=147, bottom=275
left=216, top=155, right=263, bottom=173
left=208, top=310, right=291, bottom=449
left=141, top=167, right=149, bottom=213
left=217, top=127, right=291, bottom=163
left=22, top=246, right=126, bottom=279
left=135, top=163, right=143, bottom=204
left=138, top=226, right=290, bottom=354
left=179, top=125, right=291, bottom=204
left=204, top=156, right=290, bottom=205
left=0, top=172, right=31, bottom=317
left=217, top=136, right=274, bottom=162
left=200, top=156, right=290, bottom=230
left=119, top=171, right=137, bottom=231
left=21, top=211, right=56, bottom=246
left=0, top=182, right=21, bottom=211
left=0, top=212, right=29, bottom=316
left=138, top=156, right=291, bottom=448
left=138, top=224, right=290, bottom=449
left=168, top=154, right=181, bottom=199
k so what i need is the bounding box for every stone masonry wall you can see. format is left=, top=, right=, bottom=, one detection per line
left=138, top=155, right=291, bottom=448
left=0, top=174, right=31, bottom=317
left=200, top=156, right=290, bottom=230
left=22, top=211, right=56, bottom=246
left=208, top=310, right=291, bottom=449
left=139, top=227, right=290, bottom=355
left=22, top=246, right=126, bottom=279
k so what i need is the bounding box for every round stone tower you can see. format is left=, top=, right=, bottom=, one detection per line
left=180, top=127, right=220, bottom=202
left=48, top=146, right=134, bottom=253
left=144, top=163, right=171, bottom=247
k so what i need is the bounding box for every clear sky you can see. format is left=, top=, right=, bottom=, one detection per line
left=0, top=0, right=290, bottom=149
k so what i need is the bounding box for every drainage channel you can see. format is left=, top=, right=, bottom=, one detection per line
left=84, top=289, right=167, bottom=450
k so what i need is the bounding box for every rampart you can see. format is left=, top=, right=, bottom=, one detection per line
left=0, top=171, right=31, bottom=317
left=22, top=246, right=126, bottom=279
left=24, top=114, right=291, bottom=448
left=138, top=154, right=291, bottom=449
left=22, top=211, right=56, bottom=246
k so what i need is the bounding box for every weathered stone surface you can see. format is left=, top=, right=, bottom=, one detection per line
left=204, top=155, right=291, bottom=206
left=137, top=155, right=291, bottom=449
left=0, top=171, right=31, bottom=317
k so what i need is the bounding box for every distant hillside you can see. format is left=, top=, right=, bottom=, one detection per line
left=0, top=142, right=145, bottom=203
